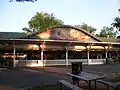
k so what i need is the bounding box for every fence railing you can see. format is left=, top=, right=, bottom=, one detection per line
left=68, top=59, right=88, bottom=65
left=45, top=59, right=106, bottom=66
left=15, top=60, right=43, bottom=67
left=89, top=59, right=106, bottom=64
left=14, top=59, right=106, bottom=67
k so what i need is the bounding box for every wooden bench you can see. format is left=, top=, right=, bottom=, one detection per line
left=97, top=79, right=120, bottom=90
left=58, top=80, right=84, bottom=90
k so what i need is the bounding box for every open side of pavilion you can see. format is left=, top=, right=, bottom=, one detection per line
left=0, top=25, right=120, bottom=67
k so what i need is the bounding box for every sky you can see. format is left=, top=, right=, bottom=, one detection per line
left=0, top=0, right=120, bottom=34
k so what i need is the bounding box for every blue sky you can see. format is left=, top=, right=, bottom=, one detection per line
left=0, top=0, right=119, bottom=33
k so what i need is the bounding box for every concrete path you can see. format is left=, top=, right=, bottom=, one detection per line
left=0, top=68, right=70, bottom=90
left=0, top=64, right=120, bottom=90
left=30, top=64, right=120, bottom=77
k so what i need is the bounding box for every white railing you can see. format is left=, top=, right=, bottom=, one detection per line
left=44, top=59, right=66, bottom=66
left=68, top=59, right=88, bottom=65
left=89, top=59, right=106, bottom=65
left=14, top=59, right=106, bottom=67
left=44, top=59, right=106, bottom=66
left=14, top=60, right=43, bottom=67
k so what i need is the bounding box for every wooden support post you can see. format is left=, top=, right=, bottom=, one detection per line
left=86, top=44, right=93, bottom=65
left=87, top=50, right=90, bottom=64
left=105, top=51, right=108, bottom=59
left=104, top=44, right=112, bottom=64
left=13, top=41, right=16, bottom=68
left=66, top=47, right=68, bottom=66
left=40, top=42, right=45, bottom=66
left=41, top=48, right=43, bottom=65
left=66, top=42, right=72, bottom=66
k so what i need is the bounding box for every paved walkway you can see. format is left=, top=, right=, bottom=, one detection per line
left=29, top=64, right=120, bottom=83
left=0, top=64, right=120, bottom=90
left=30, top=64, right=120, bottom=77
left=0, top=85, right=12, bottom=90
left=0, top=68, right=70, bottom=90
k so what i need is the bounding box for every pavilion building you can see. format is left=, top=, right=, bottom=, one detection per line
left=0, top=25, right=120, bottom=67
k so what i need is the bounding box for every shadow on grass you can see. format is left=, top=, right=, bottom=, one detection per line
left=24, top=84, right=60, bottom=90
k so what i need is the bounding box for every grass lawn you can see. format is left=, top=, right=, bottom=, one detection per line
left=24, top=84, right=60, bottom=90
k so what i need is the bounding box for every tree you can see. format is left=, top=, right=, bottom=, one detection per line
left=23, top=12, right=64, bottom=34
left=76, top=23, right=97, bottom=34
left=10, top=0, right=37, bottom=2
left=99, top=26, right=117, bottom=38
left=111, top=9, right=120, bottom=31
left=112, top=17, right=120, bottom=31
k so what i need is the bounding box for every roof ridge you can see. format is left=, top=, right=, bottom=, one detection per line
left=50, top=25, right=102, bottom=42
left=25, top=25, right=102, bottom=42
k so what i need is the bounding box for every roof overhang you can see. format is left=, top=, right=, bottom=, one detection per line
left=0, top=39, right=120, bottom=47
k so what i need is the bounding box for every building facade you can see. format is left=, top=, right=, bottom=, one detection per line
left=0, top=25, right=120, bottom=67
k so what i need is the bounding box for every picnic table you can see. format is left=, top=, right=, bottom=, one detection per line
left=68, top=72, right=105, bottom=90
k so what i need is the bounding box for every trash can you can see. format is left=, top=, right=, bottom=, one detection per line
left=71, top=62, right=82, bottom=74
left=71, top=62, right=82, bottom=84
